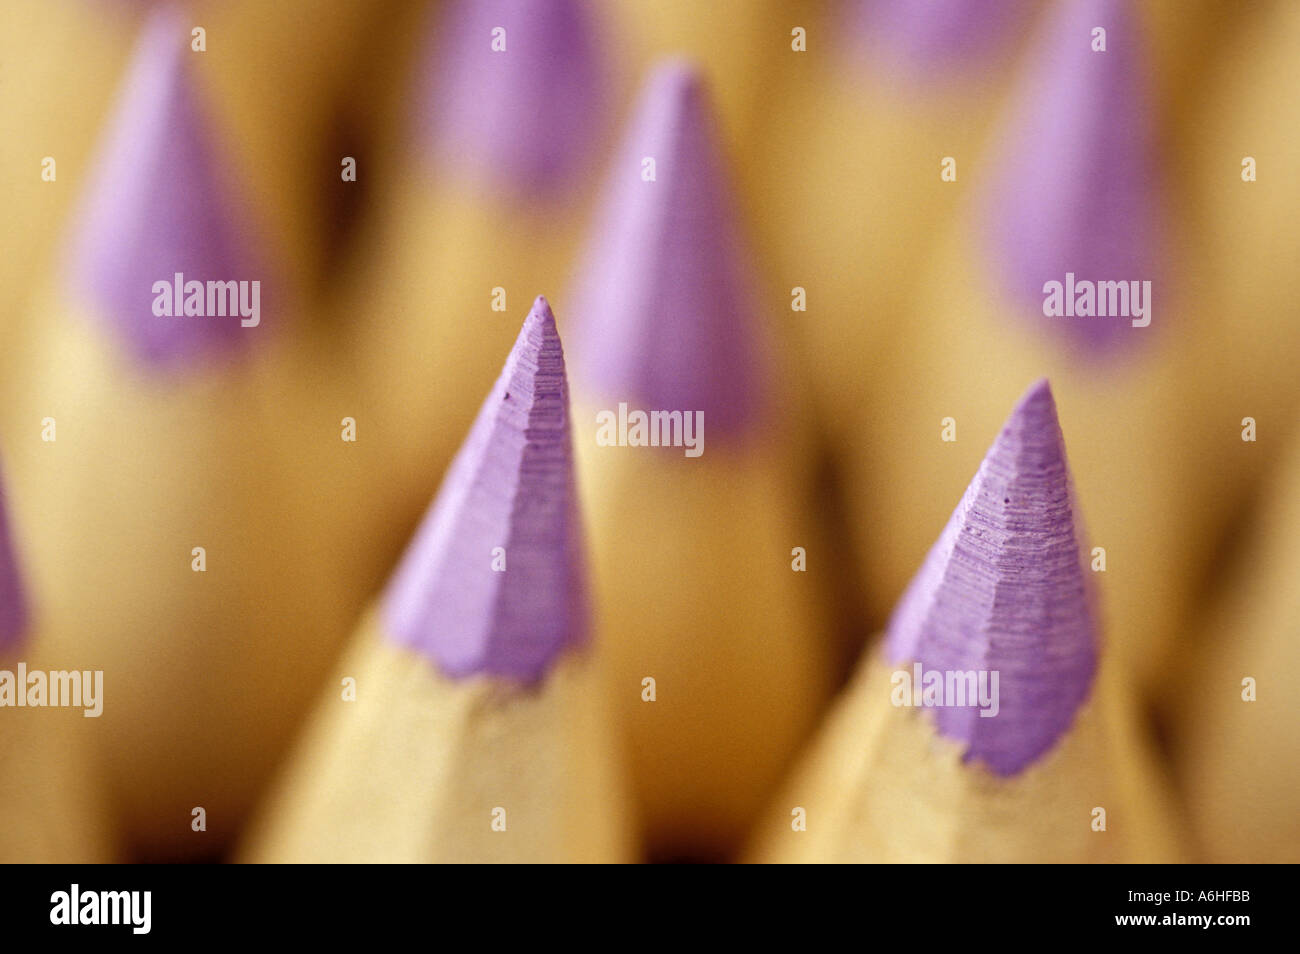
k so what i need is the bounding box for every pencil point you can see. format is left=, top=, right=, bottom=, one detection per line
left=570, top=60, right=766, bottom=437
left=64, top=7, right=264, bottom=366
left=849, top=0, right=1027, bottom=77
left=382, top=296, right=585, bottom=682
left=0, top=468, right=29, bottom=652
left=982, top=0, right=1156, bottom=353
left=418, top=0, right=606, bottom=194
left=885, top=379, right=1097, bottom=776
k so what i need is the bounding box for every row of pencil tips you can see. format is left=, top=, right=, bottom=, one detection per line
left=58, top=0, right=1159, bottom=366
left=4, top=293, right=1287, bottom=862
left=218, top=299, right=1287, bottom=863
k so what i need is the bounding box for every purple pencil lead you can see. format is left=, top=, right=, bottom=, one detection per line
left=0, top=465, right=29, bottom=652
left=885, top=379, right=1097, bottom=776
left=417, top=0, right=606, bottom=196
left=569, top=61, right=767, bottom=439
left=65, top=7, right=266, bottom=366
left=382, top=296, right=586, bottom=682
left=847, top=0, right=1029, bottom=79
left=981, top=0, right=1158, bottom=354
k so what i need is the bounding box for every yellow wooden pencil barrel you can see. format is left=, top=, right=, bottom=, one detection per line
left=1171, top=434, right=1300, bottom=864
left=242, top=610, right=633, bottom=863
left=577, top=421, right=836, bottom=859
left=749, top=651, right=1185, bottom=864
left=0, top=635, right=117, bottom=863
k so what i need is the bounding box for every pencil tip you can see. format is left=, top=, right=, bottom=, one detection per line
left=0, top=467, right=28, bottom=652
left=885, top=378, right=1096, bottom=775
left=64, top=6, right=264, bottom=366
left=569, top=60, right=766, bottom=437
left=382, top=296, right=585, bottom=682
left=418, top=0, right=606, bottom=194
left=982, top=0, right=1156, bottom=354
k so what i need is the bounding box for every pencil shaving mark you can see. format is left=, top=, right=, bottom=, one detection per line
left=885, top=379, right=1097, bottom=776
left=382, top=297, right=587, bottom=682
left=570, top=60, right=767, bottom=438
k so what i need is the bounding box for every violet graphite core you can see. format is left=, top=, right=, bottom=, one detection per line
left=980, top=0, right=1157, bottom=353
left=569, top=60, right=767, bottom=439
left=64, top=6, right=264, bottom=366
left=884, top=379, right=1097, bottom=776
left=417, top=0, right=606, bottom=195
left=382, top=297, right=586, bottom=682
left=0, top=464, right=28, bottom=651
left=848, top=0, right=1029, bottom=75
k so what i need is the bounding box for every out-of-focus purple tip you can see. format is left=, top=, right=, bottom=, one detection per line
left=382, top=296, right=586, bottom=682
left=885, top=379, right=1097, bottom=776
left=65, top=7, right=266, bottom=366
left=569, top=61, right=766, bottom=439
left=981, top=0, right=1158, bottom=354
left=848, top=0, right=1030, bottom=78
left=0, top=463, right=30, bottom=652
left=417, top=0, right=606, bottom=195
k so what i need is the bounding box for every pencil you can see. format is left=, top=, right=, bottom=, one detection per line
left=329, top=0, right=612, bottom=561
left=1170, top=431, right=1300, bottom=863
left=1166, top=7, right=1300, bottom=860
left=980, top=0, right=1157, bottom=356
left=241, top=297, right=632, bottom=863
left=65, top=5, right=269, bottom=366
left=603, top=0, right=792, bottom=146
left=844, top=0, right=1029, bottom=80
left=0, top=710, right=118, bottom=863
left=0, top=461, right=115, bottom=862
left=749, top=380, right=1184, bottom=862
left=568, top=61, right=836, bottom=858
left=21, top=5, right=353, bottom=858
left=416, top=0, right=608, bottom=198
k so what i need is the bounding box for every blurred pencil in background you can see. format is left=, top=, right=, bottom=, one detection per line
left=0, top=459, right=116, bottom=862
left=569, top=62, right=837, bottom=860
left=3, top=4, right=356, bottom=859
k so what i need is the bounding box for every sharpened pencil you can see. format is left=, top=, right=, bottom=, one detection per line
left=65, top=6, right=269, bottom=366
left=241, top=298, right=632, bottom=863
left=417, top=0, right=607, bottom=197
left=749, top=380, right=1184, bottom=863
left=980, top=0, right=1158, bottom=355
